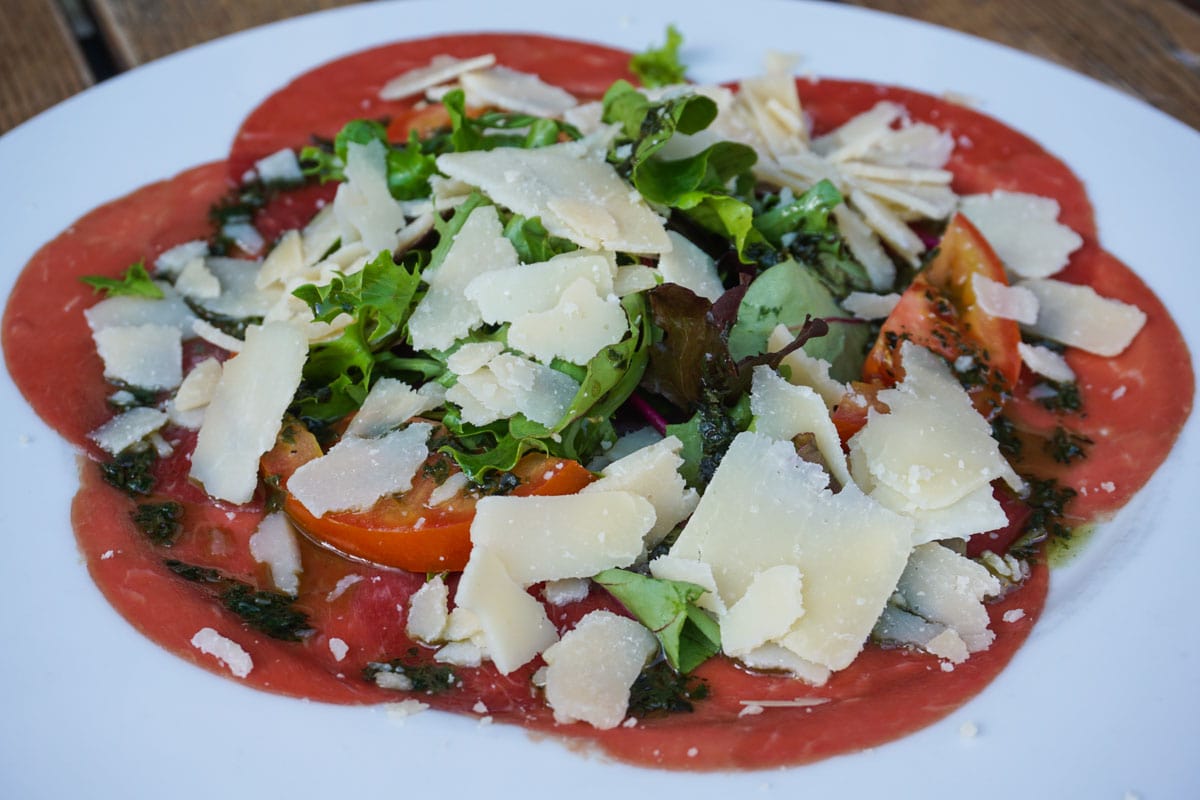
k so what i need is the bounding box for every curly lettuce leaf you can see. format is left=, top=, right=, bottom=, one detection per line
left=629, top=25, right=687, bottom=88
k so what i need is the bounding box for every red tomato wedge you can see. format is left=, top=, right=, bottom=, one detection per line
left=862, top=213, right=1021, bottom=418
left=260, top=419, right=594, bottom=572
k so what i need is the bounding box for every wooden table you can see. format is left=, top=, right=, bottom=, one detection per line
left=3, top=0, right=1199, bottom=134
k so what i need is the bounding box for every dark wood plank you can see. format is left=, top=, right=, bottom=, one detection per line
left=840, top=0, right=1200, bottom=130
left=0, top=0, right=93, bottom=134
left=89, top=0, right=364, bottom=69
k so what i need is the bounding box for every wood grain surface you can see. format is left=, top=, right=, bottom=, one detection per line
left=3, top=0, right=1200, bottom=133
left=0, top=0, right=92, bottom=133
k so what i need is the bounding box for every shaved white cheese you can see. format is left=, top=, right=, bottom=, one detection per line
left=154, top=240, right=208, bottom=277
left=850, top=187, right=925, bottom=265
left=256, top=230, right=305, bottom=289
left=248, top=512, right=303, bottom=596
left=447, top=352, right=578, bottom=427
left=832, top=203, right=896, bottom=291
left=720, top=565, right=805, bottom=657
left=657, top=230, right=724, bottom=301
left=813, top=102, right=903, bottom=162
left=470, top=491, right=653, bottom=585
left=842, top=291, right=901, bottom=320
left=193, top=257, right=280, bottom=320
left=174, top=258, right=221, bottom=300
left=648, top=555, right=727, bottom=616
left=287, top=423, right=432, bottom=517
left=737, top=644, right=830, bottom=686
left=864, top=122, right=954, bottom=169
left=766, top=324, right=847, bottom=410
left=437, top=143, right=672, bottom=254
left=582, top=436, right=698, bottom=546
left=406, top=575, right=449, bottom=642
left=328, top=638, right=349, bottom=662
left=396, top=212, right=436, bottom=256
left=465, top=251, right=616, bottom=324
left=959, top=191, right=1083, bottom=279
left=379, top=53, right=497, bottom=100
left=88, top=407, right=169, bottom=455
left=671, top=432, right=913, bottom=671
left=507, top=278, right=627, bottom=365
left=848, top=343, right=1021, bottom=515
left=408, top=205, right=519, bottom=351
left=334, top=139, right=408, bottom=255
left=220, top=219, right=265, bottom=255
left=542, top=578, right=591, bottom=606
left=613, top=264, right=659, bottom=296
left=926, top=629, right=971, bottom=664
left=454, top=546, right=557, bottom=674
left=189, top=322, right=308, bottom=504
left=1019, top=278, right=1146, bottom=356
left=343, top=378, right=442, bottom=438
left=191, top=318, right=244, bottom=353
left=427, top=472, right=469, bottom=507
left=899, top=482, right=1009, bottom=544
left=84, top=284, right=197, bottom=336
left=173, top=358, right=222, bottom=411
left=971, top=273, right=1038, bottom=324
left=254, top=148, right=303, bottom=185
left=1018, top=342, right=1076, bottom=382
left=443, top=607, right=483, bottom=642
left=93, top=323, right=182, bottom=390
left=446, top=341, right=506, bottom=375
left=896, top=543, right=1001, bottom=653
left=542, top=610, right=657, bottom=729
left=190, top=628, right=253, bottom=678
left=164, top=398, right=205, bottom=430
left=749, top=366, right=851, bottom=489
left=461, top=65, right=577, bottom=116
left=434, top=641, right=484, bottom=667
left=300, top=205, right=341, bottom=267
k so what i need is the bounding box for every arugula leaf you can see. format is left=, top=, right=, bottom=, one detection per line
left=81, top=261, right=163, bottom=299
left=727, top=259, right=870, bottom=382
left=629, top=25, right=687, bottom=88
left=594, top=568, right=721, bottom=673
left=301, top=121, right=437, bottom=200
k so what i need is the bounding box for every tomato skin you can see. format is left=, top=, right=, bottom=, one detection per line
left=862, top=213, right=1021, bottom=418
left=260, top=420, right=594, bottom=572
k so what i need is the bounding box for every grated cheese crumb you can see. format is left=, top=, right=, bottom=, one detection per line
left=328, top=637, right=349, bottom=662
left=384, top=699, right=429, bottom=722
left=959, top=721, right=979, bottom=739
left=1002, top=609, right=1026, bottom=623
left=190, top=628, right=253, bottom=678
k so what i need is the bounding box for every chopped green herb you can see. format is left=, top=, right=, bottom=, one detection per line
left=131, top=501, right=184, bottom=546
left=627, top=660, right=709, bottom=717
left=99, top=448, right=157, bottom=497
left=991, top=414, right=1023, bottom=461
left=164, top=559, right=313, bottom=641
left=1035, top=380, right=1083, bottom=413
left=1045, top=425, right=1092, bottom=464
left=81, top=261, right=163, bottom=299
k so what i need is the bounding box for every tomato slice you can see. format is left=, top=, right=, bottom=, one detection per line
left=862, top=213, right=1021, bottom=418
left=260, top=419, right=594, bottom=572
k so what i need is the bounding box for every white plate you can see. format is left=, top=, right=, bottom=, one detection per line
left=1, top=1, right=1197, bottom=797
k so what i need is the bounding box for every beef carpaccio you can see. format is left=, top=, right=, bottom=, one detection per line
left=1, top=31, right=1193, bottom=771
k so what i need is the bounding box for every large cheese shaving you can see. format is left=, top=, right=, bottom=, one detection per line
left=1019, top=278, right=1147, bottom=356
left=506, top=278, right=628, bottom=365
left=287, top=423, right=432, bottom=518
left=93, top=323, right=182, bottom=390
left=465, top=250, right=616, bottom=324
left=436, top=143, right=672, bottom=254
left=408, top=205, right=519, bottom=351
left=749, top=366, right=851, bottom=489
left=542, top=611, right=657, bottom=729
left=656, top=230, right=724, bottom=301
left=454, top=546, right=557, bottom=675
left=460, top=65, right=578, bottom=116
left=959, top=191, right=1083, bottom=279
left=470, top=492, right=653, bottom=585
left=895, top=543, right=1001, bottom=653
left=670, top=431, right=913, bottom=671
left=189, top=322, right=308, bottom=504
left=582, top=436, right=698, bottom=546
left=333, top=139, right=407, bottom=255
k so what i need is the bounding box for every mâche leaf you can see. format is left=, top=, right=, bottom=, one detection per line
left=81, top=261, right=163, bottom=299
left=594, top=568, right=721, bottom=673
